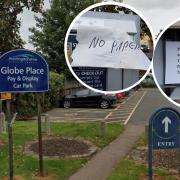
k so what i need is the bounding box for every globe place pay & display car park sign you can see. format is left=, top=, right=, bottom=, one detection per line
left=148, top=107, right=180, bottom=180
left=0, top=49, right=49, bottom=180
left=0, top=49, right=49, bottom=92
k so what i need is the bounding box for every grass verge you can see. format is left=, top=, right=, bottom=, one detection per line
left=0, top=121, right=124, bottom=180
left=106, top=159, right=177, bottom=180
left=107, top=133, right=178, bottom=180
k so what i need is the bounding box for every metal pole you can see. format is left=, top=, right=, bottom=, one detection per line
left=0, top=100, right=2, bottom=133
left=36, top=93, right=44, bottom=177
left=148, top=121, right=153, bottom=180
left=6, top=100, right=13, bottom=180
left=0, top=99, right=2, bottom=112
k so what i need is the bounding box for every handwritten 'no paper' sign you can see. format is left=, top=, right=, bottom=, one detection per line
left=71, top=26, right=150, bottom=70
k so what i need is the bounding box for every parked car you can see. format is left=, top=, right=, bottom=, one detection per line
left=116, top=92, right=125, bottom=100
left=63, top=89, right=116, bottom=109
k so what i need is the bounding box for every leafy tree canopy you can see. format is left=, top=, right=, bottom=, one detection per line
left=29, top=0, right=95, bottom=76
left=30, top=2, right=152, bottom=76
left=0, top=0, right=44, bottom=54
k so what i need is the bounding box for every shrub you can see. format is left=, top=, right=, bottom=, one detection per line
left=14, top=72, right=64, bottom=118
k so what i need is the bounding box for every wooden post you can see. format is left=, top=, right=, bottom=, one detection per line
left=0, top=100, right=3, bottom=133
left=6, top=100, right=13, bottom=180
left=0, top=112, right=6, bottom=133
left=100, top=120, right=106, bottom=138
left=36, top=93, right=44, bottom=177
left=45, top=114, right=50, bottom=135
left=0, top=114, right=3, bottom=133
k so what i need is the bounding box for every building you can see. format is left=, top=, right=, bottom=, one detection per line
left=68, top=11, right=144, bottom=91
left=153, top=21, right=180, bottom=103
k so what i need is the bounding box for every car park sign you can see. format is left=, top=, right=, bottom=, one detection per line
left=0, top=49, right=49, bottom=92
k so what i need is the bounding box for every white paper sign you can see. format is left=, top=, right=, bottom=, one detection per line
left=71, top=26, right=150, bottom=70
left=165, top=41, right=180, bottom=84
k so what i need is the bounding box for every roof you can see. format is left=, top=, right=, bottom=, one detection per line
left=72, top=11, right=139, bottom=34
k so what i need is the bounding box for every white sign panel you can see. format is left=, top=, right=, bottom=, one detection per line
left=165, top=41, right=180, bottom=84
left=71, top=26, right=150, bottom=70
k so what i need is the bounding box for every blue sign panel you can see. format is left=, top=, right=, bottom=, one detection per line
left=68, top=32, right=107, bottom=91
left=150, top=108, right=180, bottom=149
left=0, top=49, right=49, bottom=92
left=73, top=67, right=107, bottom=91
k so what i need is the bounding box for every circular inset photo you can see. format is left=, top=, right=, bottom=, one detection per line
left=64, top=2, right=153, bottom=93
left=153, top=20, right=180, bottom=107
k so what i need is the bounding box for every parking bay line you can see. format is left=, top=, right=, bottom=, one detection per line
left=123, top=91, right=147, bottom=125
left=49, top=117, right=104, bottom=120
left=109, top=113, right=130, bottom=117
left=52, top=119, right=104, bottom=123
left=107, top=117, right=127, bottom=120
left=70, top=109, right=114, bottom=112
left=104, top=91, right=137, bottom=120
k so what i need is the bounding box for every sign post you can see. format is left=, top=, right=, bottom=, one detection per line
left=0, top=49, right=49, bottom=178
left=6, top=100, right=13, bottom=180
left=36, top=93, right=44, bottom=176
left=148, top=107, right=180, bottom=180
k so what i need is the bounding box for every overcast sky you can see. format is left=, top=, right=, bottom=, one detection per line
left=125, top=0, right=180, bottom=35
left=19, top=0, right=50, bottom=49
left=19, top=0, right=180, bottom=49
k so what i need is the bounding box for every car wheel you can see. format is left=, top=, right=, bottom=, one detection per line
left=100, top=100, right=110, bottom=109
left=63, top=100, right=71, bottom=108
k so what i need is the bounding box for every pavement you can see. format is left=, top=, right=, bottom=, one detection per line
left=68, top=88, right=179, bottom=180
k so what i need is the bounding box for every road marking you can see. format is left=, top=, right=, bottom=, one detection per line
left=114, top=91, right=137, bottom=110
left=104, top=91, right=137, bottom=120
left=107, top=117, right=127, bottom=120
left=106, top=120, right=126, bottom=124
left=49, top=117, right=104, bottom=120
left=123, top=91, right=147, bottom=125
left=104, top=112, right=113, bottom=120
left=52, top=119, right=103, bottom=123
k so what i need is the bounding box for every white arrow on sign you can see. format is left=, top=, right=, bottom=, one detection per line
left=162, top=117, right=171, bottom=133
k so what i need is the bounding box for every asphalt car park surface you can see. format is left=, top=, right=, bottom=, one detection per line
left=47, top=89, right=146, bottom=124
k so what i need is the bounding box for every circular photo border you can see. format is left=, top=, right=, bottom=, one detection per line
left=64, top=2, right=155, bottom=94
left=152, top=18, right=180, bottom=108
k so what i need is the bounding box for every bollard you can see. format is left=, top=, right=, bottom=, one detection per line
left=0, top=113, right=3, bottom=133
left=40, top=114, right=50, bottom=135
left=100, top=120, right=106, bottom=138
left=44, top=114, right=50, bottom=135
left=145, top=124, right=148, bottom=143
left=0, top=112, right=6, bottom=133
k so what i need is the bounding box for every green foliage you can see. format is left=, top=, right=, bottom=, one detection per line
left=106, top=159, right=176, bottom=180
left=141, top=83, right=156, bottom=88
left=0, top=0, right=44, bottom=54
left=29, top=0, right=94, bottom=75
left=0, top=121, right=124, bottom=179
left=50, top=122, right=124, bottom=147
left=15, top=71, right=64, bottom=118
left=45, top=71, right=65, bottom=108
left=15, top=93, right=37, bottom=118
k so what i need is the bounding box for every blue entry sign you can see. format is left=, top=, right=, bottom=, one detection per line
left=150, top=107, right=180, bottom=149
left=148, top=107, right=180, bottom=179
left=0, top=49, right=49, bottom=92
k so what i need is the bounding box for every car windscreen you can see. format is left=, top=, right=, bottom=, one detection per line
left=75, top=89, right=90, bottom=96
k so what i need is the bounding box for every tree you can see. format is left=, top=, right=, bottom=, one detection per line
left=29, top=0, right=94, bottom=76
left=30, top=2, right=152, bottom=76
left=0, top=0, right=44, bottom=54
